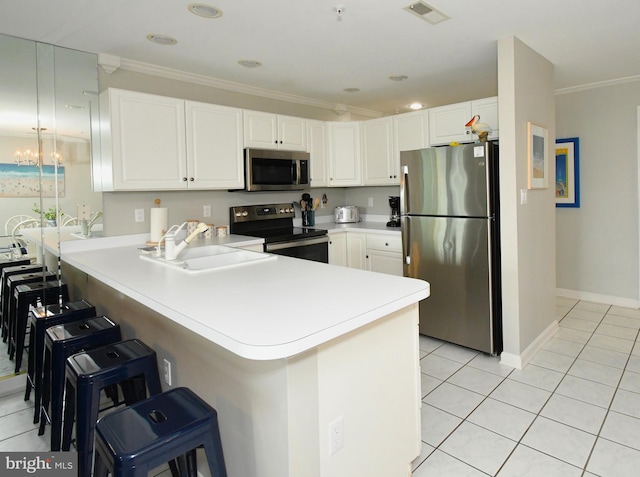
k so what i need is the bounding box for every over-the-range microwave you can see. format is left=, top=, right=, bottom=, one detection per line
left=242, top=148, right=310, bottom=192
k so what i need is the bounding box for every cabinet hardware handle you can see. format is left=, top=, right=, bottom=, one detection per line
left=385, top=243, right=389, bottom=246
left=182, top=177, right=188, bottom=181
left=190, top=177, right=195, bottom=181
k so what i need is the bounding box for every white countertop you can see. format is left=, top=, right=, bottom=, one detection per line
left=20, top=224, right=104, bottom=256
left=61, top=233, right=428, bottom=361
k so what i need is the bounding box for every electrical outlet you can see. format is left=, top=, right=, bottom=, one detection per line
left=134, top=208, right=145, bottom=223
left=203, top=205, right=211, bottom=217
left=367, top=197, right=374, bottom=207
left=163, top=358, right=172, bottom=386
left=520, top=189, right=528, bottom=205
left=329, top=417, right=344, bottom=455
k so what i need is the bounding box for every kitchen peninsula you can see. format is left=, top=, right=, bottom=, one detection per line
left=60, top=234, right=429, bottom=477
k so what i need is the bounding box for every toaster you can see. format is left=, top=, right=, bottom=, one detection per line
left=334, top=206, right=360, bottom=223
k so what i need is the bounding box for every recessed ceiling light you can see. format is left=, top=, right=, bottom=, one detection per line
left=343, top=88, right=360, bottom=93
left=146, top=34, right=178, bottom=46
left=237, top=60, right=262, bottom=68
left=188, top=3, right=223, bottom=18
left=389, top=75, right=409, bottom=81
left=409, top=103, right=424, bottom=110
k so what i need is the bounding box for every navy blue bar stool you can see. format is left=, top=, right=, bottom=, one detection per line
left=1, top=265, right=46, bottom=342
left=94, top=387, right=227, bottom=477
left=61, top=339, right=162, bottom=477
left=24, top=300, right=97, bottom=423
left=38, top=315, right=121, bottom=451
left=11, top=280, right=69, bottom=372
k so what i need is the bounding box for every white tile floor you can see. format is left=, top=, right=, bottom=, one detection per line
left=412, top=297, right=640, bottom=476
left=1, top=297, right=640, bottom=476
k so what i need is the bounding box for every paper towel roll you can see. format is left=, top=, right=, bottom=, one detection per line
left=150, top=207, right=168, bottom=243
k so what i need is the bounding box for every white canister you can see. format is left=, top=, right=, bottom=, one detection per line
left=215, top=225, right=228, bottom=237
left=203, top=224, right=214, bottom=239
left=186, top=220, right=199, bottom=235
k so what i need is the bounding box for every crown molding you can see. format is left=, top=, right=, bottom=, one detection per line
left=119, top=58, right=383, bottom=118
left=555, top=74, right=640, bottom=95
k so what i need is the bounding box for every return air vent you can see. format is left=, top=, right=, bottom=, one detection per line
left=405, top=1, right=449, bottom=25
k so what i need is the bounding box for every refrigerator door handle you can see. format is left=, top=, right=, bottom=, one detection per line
left=400, top=165, right=409, bottom=215
left=402, top=216, right=411, bottom=265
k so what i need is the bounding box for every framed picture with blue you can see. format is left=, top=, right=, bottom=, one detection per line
left=555, top=137, right=580, bottom=208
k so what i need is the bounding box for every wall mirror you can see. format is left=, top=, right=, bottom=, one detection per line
left=0, top=32, right=101, bottom=376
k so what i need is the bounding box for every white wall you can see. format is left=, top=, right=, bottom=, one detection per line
left=555, top=81, right=640, bottom=305
left=498, top=37, right=557, bottom=367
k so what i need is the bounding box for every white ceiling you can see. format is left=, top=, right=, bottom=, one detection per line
left=1, top=0, right=639, bottom=116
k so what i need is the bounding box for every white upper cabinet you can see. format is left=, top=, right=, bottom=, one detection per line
left=99, top=89, right=188, bottom=190
left=328, top=121, right=362, bottom=187
left=185, top=101, right=244, bottom=189
left=428, top=101, right=472, bottom=146
left=472, top=97, right=499, bottom=140
left=98, top=88, right=244, bottom=191
left=429, top=97, right=498, bottom=145
left=243, top=110, right=306, bottom=151
left=307, top=120, right=329, bottom=188
left=362, top=116, right=397, bottom=186
left=394, top=109, right=430, bottom=152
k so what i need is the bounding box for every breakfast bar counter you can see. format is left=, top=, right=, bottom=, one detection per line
left=60, top=234, right=429, bottom=477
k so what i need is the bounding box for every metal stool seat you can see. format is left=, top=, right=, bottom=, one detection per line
left=62, top=339, right=162, bottom=477
left=94, top=387, right=227, bottom=477
left=38, top=315, right=121, bottom=451
left=24, top=300, right=97, bottom=424
left=11, top=280, right=69, bottom=373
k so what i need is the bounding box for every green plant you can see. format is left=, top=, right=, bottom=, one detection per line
left=33, top=204, right=60, bottom=221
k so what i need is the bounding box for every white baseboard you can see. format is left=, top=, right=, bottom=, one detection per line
left=556, top=288, right=640, bottom=309
left=500, top=320, right=559, bottom=369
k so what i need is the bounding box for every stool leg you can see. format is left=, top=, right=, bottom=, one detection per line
left=61, top=380, right=75, bottom=451
left=38, top=346, right=51, bottom=436
left=24, top=321, right=36, bottom=400
left=32, top=320, right=47, bottom=423
left=49, top=348, right=67, bottom=450
left=75, top=382, right=103, bottom=477
left=203, top=438, right=228, bottom=477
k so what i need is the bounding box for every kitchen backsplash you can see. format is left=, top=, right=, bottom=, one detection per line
left=102, top=186, right=399, bottom=236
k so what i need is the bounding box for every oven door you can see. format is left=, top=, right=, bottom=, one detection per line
left=264, top=236, right=329, bottom=263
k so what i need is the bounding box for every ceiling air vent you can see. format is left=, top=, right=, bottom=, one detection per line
left=405, top=1, right=449, bottom=25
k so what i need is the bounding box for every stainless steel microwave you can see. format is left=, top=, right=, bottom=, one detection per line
left=244, top=148, right=310, bottom=191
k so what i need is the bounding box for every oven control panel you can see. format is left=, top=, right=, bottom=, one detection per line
left=230, top=203, right=295, bottom=223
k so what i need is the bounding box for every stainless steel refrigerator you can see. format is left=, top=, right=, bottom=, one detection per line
left=400, top=142, right=502, bottom=354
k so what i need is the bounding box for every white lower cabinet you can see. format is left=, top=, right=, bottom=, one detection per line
left=365, top=233, right=403, bottom=276
left=328, top=232, right=347, bottom=267
left=346, top=233, right=367, bottom=270
left=331, top=231, right=402, bottom=276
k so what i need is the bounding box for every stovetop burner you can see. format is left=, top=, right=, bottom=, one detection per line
left=229, top=203, right=328, bottom=243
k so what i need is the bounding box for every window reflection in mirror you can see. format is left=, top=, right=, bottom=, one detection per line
left=0, top=33, right=101, bottom=376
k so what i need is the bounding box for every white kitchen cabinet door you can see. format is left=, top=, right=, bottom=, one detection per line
left=185, top=101, right=244, bottom=189
left=365, top=233, right=403, bottom=276
left=100, top=89, right=187, bottom=190
left=472, top=96, right=499, bottom=140
left=394, top=109, right=430, bottom=152
left=243, top=111, right=306, bottom=151
left=362, top=116, right=397, bottom=186
left=366, top=249, right=403, bottom=276
left=428, top=101, right=472, bottom=145
left=328, top=232, right=347, bottom=267
left=278, top=115, right=307, bottom=151
left=328, top=122, right=362, bottom=187
left=347, top=232, right=366, bottom=270
left=307, top=120, right=329, bottom=187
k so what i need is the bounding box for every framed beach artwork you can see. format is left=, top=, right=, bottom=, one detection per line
left=555, top=137, right=580, bottom=208
left=527, top=122, right=548, bottom=189
left=0, top=163, right=65, bottom=197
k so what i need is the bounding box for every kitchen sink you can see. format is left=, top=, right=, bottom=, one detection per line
left=140, top=245, right=276, bottom=272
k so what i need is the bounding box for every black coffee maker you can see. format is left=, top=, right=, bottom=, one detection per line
left=386, top=196, right=401, bottom=227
